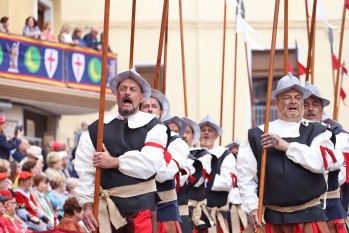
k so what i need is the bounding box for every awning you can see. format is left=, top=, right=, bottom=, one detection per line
left=0, top=77, right=116, bottom=115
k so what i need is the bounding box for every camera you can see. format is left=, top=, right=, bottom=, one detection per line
left=15, top=125, right=23, bottom=132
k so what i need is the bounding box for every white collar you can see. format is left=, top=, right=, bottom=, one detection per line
left=208, top=146, right=228, bottom=158
left=258, top=118, right=310, bottom=137
left=104, top=111, right=157, bottom=129
left=170, top=131, right=179, bottom=137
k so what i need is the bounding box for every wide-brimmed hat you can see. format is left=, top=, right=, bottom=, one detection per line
left=150, top=89, right=170, bottom=121
left=199, top=115, right=223, bottom=136
left=182, top=117, right=201, bottom=145
left=27, top=146, right=43, bottom=161
left=304, top=81, right=330, bottom=107
left=109, top=69, right=151, bottom=100
left=163, top=115, right=187, bottom=138
left=271, top=72, right=312, bottom=100
left=225, top=140, right=241, bottom=150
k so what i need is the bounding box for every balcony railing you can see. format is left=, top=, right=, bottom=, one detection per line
left=0, top=33, right=117, bottom=92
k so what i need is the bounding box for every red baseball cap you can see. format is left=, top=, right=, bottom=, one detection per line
left=52, top=141, right=64, bottom=152
left=18, top=172, right=34, bottom=181
left=0, top=114, right=5, bottom=124
left=0, top=189, right=15, bottom=201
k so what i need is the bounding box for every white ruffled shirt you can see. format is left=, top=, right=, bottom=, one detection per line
left=74, top=111, right=168, bottom=206
left=197, top=146, right=235, bottom=192
left=237, top=119, right=337, bottom=214
left=155, top=131, right=189, bottom=183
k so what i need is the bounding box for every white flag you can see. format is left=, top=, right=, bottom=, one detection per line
left=316, top=0, right=337, bottom=29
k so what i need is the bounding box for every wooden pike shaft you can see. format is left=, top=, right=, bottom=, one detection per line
left=179, top=0, right=188, bottom=116
left=154, top=0, right=169, bottom=89
left=305, top=0, right=310, bottom=44
left=163, top=8, right=169, bottom=94
left=232, top=31, right=238, bottom=140
left=284, top=0, right=288, bottom=74
left=129, top=0, right=136, bottom=69
left=305, top=0, right=317, bottom=82
left=257, top=0, right=280, bottom=232
left=311, top=21, right=316, bottom=84
left=93, top=0, right=110, bottom=232
left=219, top=1, right=227, bottom=146
left=333, top=2, right=346, bottom=121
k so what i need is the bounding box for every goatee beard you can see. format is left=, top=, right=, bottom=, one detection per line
left=118, top=105, right=139, bottom=117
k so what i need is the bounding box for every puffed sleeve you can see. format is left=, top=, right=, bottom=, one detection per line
left=74, top=131, right=96, bottom=206
left=286, top=130, right=336, bottom=173
left=236, top=139, right=259, bottom=214
left=118, top=124, right=168, bottom=179
left=212, top=153, right=235, bottom=192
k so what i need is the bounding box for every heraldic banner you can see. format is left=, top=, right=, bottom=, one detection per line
left=0, top=33, right=117, bottom=92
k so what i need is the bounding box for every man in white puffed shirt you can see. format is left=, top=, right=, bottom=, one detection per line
left=237, top=72, right=336, bottom=233
left=198, top=115, right=236, bottom=233
left=74, top=70, right=169, bottom=233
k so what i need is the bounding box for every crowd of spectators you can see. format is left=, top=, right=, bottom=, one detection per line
left=0, top=15, right=112, bottom=52
left=0, top=114, right=89, bottom=232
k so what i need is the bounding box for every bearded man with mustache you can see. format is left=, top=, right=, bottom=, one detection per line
left=74, top=70, right=169, bottom=233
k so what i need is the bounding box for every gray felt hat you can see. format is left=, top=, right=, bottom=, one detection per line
left=163, top=115, right=187, bottom=138
left=225, top=140, right=241, bottom=150
left=304, top=81, right=330, bottom=107
left=182, top=117, right=201, bottom=145
left=150, top=89, right=170, bottom=121
left=271, top=72, right=312, bottom=100
left=199, top=115, right=223, bottom=136
left=109, top=69, right=151, bottom=100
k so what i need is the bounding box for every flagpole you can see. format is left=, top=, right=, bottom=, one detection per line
left=232, top=3, right=239, bottom=141
left=154, top=0, right=169, bottom=89
left=163, top=5, right=169, bottom=94
left=257, top=0, right=280, bottom=232
left=179, top=0, right=188, bottom=116
left=219, top=0, right=227, bottom=146
left=129, top=0, right=136, bottom=69
left=284, top=0, right=288, bottom=74
left=305, top=0, right=317, bottom=82
left=333, top=1, right=346, bottom=121
left=93, top=0, right=110, bottom=232
left=245, top=43, right=255, bottom=128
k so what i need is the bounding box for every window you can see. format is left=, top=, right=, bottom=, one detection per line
left=251, top=48, right=299, bottom=125
left=134, top=64, right=164, bottom=93
left=37, top=0, right=54, bottom=30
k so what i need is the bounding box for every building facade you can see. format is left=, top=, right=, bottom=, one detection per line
left=1, top=0, right=348, bottom=146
